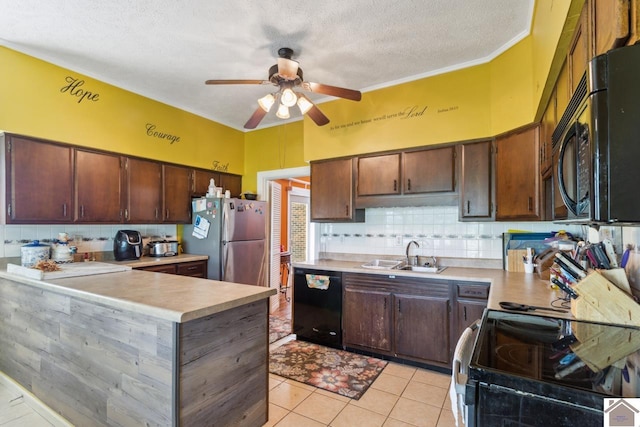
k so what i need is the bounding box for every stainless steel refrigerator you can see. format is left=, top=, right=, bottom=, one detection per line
left=182, top=197, right=267, bottom=286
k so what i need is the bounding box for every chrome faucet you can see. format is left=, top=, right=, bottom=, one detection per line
left=406, top=240, right=419, bottom=266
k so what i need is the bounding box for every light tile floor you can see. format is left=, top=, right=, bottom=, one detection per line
left=265, top=338, right=456, bottom=427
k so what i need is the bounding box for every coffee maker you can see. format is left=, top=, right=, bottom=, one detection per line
left=113, top=230, right=143, bottom=261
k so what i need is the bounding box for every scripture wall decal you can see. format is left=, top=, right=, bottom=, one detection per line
left=329, top=104, right=432, bottom=131
left=145, top=123, right=181, bottom=144
left=211, top=160, right=230, bottom=172
left=60, top=76, right=100, bottom=104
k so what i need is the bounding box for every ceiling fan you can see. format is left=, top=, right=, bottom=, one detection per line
left=205, top=47, right=362, bottom=129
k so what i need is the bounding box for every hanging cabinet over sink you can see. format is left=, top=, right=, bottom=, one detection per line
left=355, top=145, right=457, bottom=208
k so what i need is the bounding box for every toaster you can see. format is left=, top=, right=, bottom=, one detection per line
left=113, top=230, right=143, bottom=261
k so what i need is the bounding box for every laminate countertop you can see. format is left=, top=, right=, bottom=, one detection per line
left=293, top=259, right=572, bottom=319
left=0, top=254, right=276, bottom=323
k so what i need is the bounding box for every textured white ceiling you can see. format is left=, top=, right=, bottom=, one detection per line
left=0, top=0, right=533, bottom=131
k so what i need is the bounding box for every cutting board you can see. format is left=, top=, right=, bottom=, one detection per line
left=507, top=250, right=527, bottom=272
left=7, top=262, right=132, bottom=280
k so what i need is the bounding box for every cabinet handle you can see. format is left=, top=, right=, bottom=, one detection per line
left=467, top=200, right=470, bottom=214
left=62, top=203, right=67, bottom=217
left=464, top=306, right=467, bottom=321
left=186, top=266, right=197, bottom=271
left=383, top=297, right=387, bottom=310
left=80, top=205, right=85, bottom=218
left=398, top=300, right=401, bottom=313
left=124, top=208, right=129, bottom=220
left=393, top=179, right=397, bottom=192
left=166, top=208, right=170, bottom=220
left=407, top=179, right=412, bottom=191
left=155, top=208, right=159, bottom=219
left=528, top=196, right=533, bottom=211
left=345, top=205, right=349, bottom=216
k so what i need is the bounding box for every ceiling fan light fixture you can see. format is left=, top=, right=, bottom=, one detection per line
left=276, top=103, right=290, bottom=119
left=257, top=93, right=276, bottom=112
left=280, top=87, right=297, bottom=107
left=296, top=94, right=313, bottom=114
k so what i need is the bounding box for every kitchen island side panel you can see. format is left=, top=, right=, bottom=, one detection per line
left=179, top=299, right=269, bottom=427
left=0, top=277, right=174, bottom=426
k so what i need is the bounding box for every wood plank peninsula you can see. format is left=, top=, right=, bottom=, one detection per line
left=0, top=266, right=276, bottom=426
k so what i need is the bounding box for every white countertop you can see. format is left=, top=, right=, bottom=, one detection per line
left=293, top=259, right=572, bottom=319
left=0, top=254, right=276, bottom=323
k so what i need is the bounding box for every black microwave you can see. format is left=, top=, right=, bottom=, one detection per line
left=552, top=43, right=640, bottom=224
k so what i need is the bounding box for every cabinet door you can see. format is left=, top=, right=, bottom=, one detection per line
left=75, top=150, right=122, bottom=222
left=135, top=264, right=177, bottom=274
left=357, top=154, right=401, bottom=196
left=539, top=88, right=557, bottom=177
left=568, top=2, right=589, bottom=96
left=163, top=164, right=192, bottom=223
left=455, top=300, right=486, bottom=341
left=219, top=174, right=242, bottom=198
left=343, top=285, right=393, bottom=352
left=394, top=293, right=450, bottom=364
left=403, top=147, right=455, bottom=194
left=495, top=125, right=540, bottom=220
left=192, top=169, right=221, bottom=196
left=459, top=141, right=492, bottom=220
left=311, top=158, right=362, bottom=222
left=7, top=136, right=73, bottom=223
left=176, top=260, right=207, bottom=278
left=125, top=158, right=162, bottom=223
left=592, top=0, right=630, bottom=56
left=556, top=63, right=570, bottom=122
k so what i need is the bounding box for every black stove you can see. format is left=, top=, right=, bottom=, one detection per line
left=466, top=310, right=640, bottom=426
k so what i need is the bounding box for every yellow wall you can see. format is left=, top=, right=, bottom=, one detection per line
left=243, top=121, right=306, bottom=192
left=303, top=63, right=493, bottom=161
left=0, top=47, right=245, bottom=174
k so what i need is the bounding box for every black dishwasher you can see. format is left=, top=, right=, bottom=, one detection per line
left=293, top=268, right=343, bottom=349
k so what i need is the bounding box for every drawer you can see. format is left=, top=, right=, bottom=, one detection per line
left=177, top=261, right=206, bottom=277
left=137, top=264, right=177, bottom=274
left=457, top=283, right=489, bottom=299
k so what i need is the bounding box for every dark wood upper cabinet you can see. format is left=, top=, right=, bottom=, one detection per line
left=568, top=1, right=590, bottom=96
left=458, top=140, right=493, bottom=220
left=124, top=157, right=162, bottom=223
left=403, top=146, right=455, bottom=194
left=539, top=88, right=557, bottom=177
left=357, top=154, right=401, bottom=196
left=495, top=125, right=541, bottom=221
left=162, top=164, right=192, bottom=223
left=6, top=135, right=73, bottom=223
left=75, top=150, right=123, bottom=223
left=311, top=158, right=364, bottom=222
left=219, top=173, right=242, bottom=198
left=192, top=169, right=221, bottom=196
left=591, top=0, right=630, bottom=57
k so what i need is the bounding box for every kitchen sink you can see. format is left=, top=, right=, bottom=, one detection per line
left=396, top=265, right=448, bottom=274
left=360, top=259, right=404, bottom=270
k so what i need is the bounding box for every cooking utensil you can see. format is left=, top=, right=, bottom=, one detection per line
left=147, top=240, right=180, bottom=257
left=499, top=301, right=568, bottom=313
left=621, top=244, right=634, bottom=268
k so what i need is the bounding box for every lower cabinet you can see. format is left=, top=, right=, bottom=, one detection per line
left=343, top=273, right=451, bottom=366
left=343, top=273, right=490, bottom=367
left=135, top=260, right=208, bottom=278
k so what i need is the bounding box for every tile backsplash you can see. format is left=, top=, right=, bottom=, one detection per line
left=319, top=206, right=586, bottom=260
left=0, top=224, right=177, bottom=258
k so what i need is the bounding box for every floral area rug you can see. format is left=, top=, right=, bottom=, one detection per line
left=269, top=340, right=388, bottom=400
left=269, top=315, right=291, bottom=344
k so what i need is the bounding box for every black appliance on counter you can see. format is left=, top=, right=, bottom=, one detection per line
left=552, top=42, right=640, bottom=224
left=293, top=268, right=343, bottom=349
left=113, top=230, right=143, bottom=261
left=465, top=309, right=640, bottom=426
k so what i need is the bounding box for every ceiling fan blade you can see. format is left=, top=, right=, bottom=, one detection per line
left=302, top=82, right=362, bottom=101
left=277, top=58, right=299, bottom=79
left=205, top=79, right=270, bottom=85
left=306, top=104, right=330, bottom=126
left=244, top=107, right=268, bottom=129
